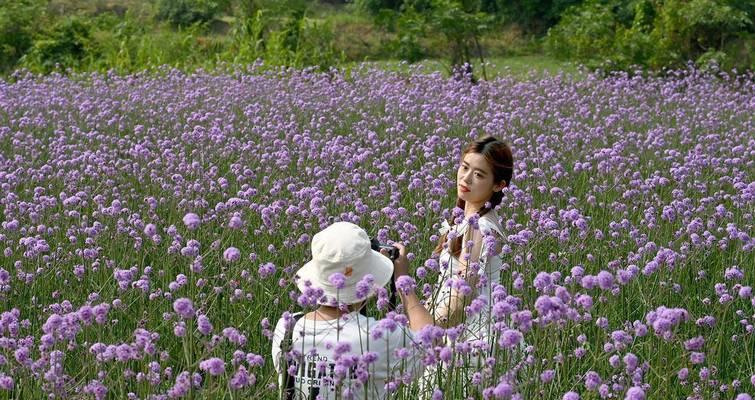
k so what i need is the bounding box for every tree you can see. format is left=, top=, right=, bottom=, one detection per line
left=427, top=0, right=495, bottom=79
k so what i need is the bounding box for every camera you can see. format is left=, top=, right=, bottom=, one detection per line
left=363, top=238, right=399, bottom=315
left=370, top=238, right=399, bottom=261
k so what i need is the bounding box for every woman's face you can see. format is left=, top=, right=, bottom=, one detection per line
left=457, top=152, right=504, bottom=209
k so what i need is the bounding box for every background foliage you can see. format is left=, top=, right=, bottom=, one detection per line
left=0, top=0, right=752, bottom=76
left=545, top=0, right=753, bottom=71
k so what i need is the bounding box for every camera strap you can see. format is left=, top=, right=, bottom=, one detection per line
left=388, top=275, right=397, bottom=310
left=280, top=312, right=305, bottom=400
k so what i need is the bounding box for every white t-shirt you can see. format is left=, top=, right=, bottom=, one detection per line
left=272, top=311, right=424, bottom=400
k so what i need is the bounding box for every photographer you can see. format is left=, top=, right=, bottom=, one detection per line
left=271, top=222, right=433, bottom=400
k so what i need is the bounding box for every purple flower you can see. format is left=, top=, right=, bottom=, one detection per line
left=624, top=386, right=645, bottom=400
left=395, top=275, right=416, bottom=294
left=258, top=263, right=276, bottom=279
left=223, top=247, right=240, bottom=263
left=355, top=274, right=375, bottom=300
left=609, top=355, right=620, bottom=368
left=199, top=357, right=225, bottom=376
left=174, top=322, right=186, bottom=337
left=223, top=327, right=247, bottom=346
left=182, top=213, right=200, bottom=230
left=438, top=347, right=453, bottom=363
left=144, top=223, right=157, bottom=236
left=597, top=271, right=614, bottom=290
left=724, top=266, right=744, bottom=281
left=328, top=273, right=346, bottom=289
left=230, top=366, right=254, bottom=389
left=683, top=336, right=705, bottom=351
left=498, top=329, right=523, bottom=349
left=563, top=391, right=580, bottom=400
left=646, top=306, right=688, bottom=338
left=585, top=371, right=601, bottom=390
left=493, top=382, right=513, bottom=398
left=197, top=315, right=213, bottom=335
left=0, top=374, right=13, bottom=390
left=541, top=369, right=556, bottom=383
left=623, top=353, right=639, bottom=372
left=533, top=271, right=552, bottom=291
left=172, top=298, right=195, bottom=319
left=228, top=214, right=244, bottom=229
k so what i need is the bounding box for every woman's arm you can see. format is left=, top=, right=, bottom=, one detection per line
left=390, top=243, right=434, bottom=332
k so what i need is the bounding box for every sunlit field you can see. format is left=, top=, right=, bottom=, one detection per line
left=0, top=65, right=753, bottom=399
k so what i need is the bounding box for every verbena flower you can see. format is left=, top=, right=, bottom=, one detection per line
left=172, top=298, right=195, bottom=319
left=182, top=213, right=200, bottom=230
left=223, top=247, right=241, bottom=262
left=199, top=357, right=225, bottom=376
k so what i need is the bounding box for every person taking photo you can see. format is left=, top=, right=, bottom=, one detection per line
left=271, top=221, right=434, bottom=400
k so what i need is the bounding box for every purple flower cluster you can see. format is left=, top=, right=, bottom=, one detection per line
left=0, top=65, right=751, bottom=398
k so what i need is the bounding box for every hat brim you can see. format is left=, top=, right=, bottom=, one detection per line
left=295, top=249, right=394, bottom=305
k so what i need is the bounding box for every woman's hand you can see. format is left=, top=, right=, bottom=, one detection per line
left=380, top=243, right=409, bottom=277
left=391, top=243, right=409, bottom=278
left=383, top=242, right=435, bottom=332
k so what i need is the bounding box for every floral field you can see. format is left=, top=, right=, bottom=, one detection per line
left=0, top=66, right=753, bottom=399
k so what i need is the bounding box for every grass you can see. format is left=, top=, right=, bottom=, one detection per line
left=349, top=55, right=582, bottom=81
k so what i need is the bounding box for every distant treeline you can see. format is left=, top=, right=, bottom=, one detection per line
left=1, top=0, right=752, bottom=76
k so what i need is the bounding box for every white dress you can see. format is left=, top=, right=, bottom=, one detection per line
left=420, top=211, right=507, bottom=397
left=432, top=210, right=505, bottom=344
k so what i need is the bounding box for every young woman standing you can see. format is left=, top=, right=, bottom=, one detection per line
left=423, top=136, right=515, bottom=394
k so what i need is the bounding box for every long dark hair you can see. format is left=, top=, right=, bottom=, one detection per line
left=435, top=136, right=513, bottom=258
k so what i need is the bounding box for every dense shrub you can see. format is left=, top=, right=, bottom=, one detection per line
left=19, top=17, right=96, bottom=73
left=546, top=0, right=753, bottom=71
left=228, top=7, right=343, bottom=70
left=545, top=1, right=617, bottom=62
left=263, top=12, right=344, bottom=69
left=356, top=0, right=405, bottom=16
left=156, top=0, right=229, bottom=27
left=0, top=0, right=44, bottom=73
left=482, top=0, right=583, bottom=33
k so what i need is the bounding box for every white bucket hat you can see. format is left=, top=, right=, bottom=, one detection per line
left=295, top=222, right=394, bottom=305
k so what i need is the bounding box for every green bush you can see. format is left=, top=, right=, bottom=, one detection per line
left=482, top=0, right=583, bottom=33
left=545, top=1, right=617, bottom=62
left=546, top=0, right=753, bottom=71
left=387, top=9, right=427, bottom=62
left=647, top=0, right=751, bottom=68
left=356, top=0, right=405, bottom=16
left=227, top=7, right=343, bottom=70
left=20, top=17, right=97, bottom=73
left=227, top=10, right=268, bottom=64
left=85, top=12, right=149, bottom=73
left=156, top=0, right=229, bottom=27
left=265, top=13, right=344, bottom=70
left=0, top=0, right=45, bottom=73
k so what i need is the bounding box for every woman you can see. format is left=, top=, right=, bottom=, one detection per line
left=271, top=222, right=434, bottom=400
left=423, top=136, right=514, bottom=392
